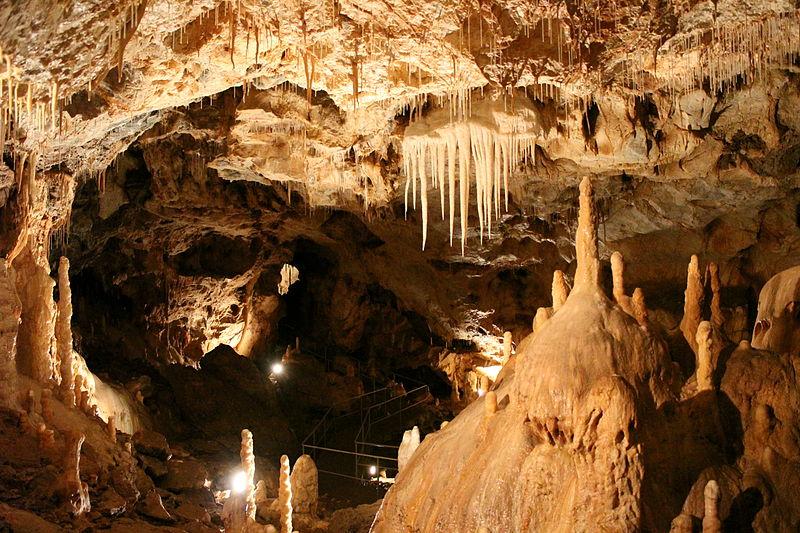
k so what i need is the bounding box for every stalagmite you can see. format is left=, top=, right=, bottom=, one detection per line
left=484, top=391, right=497, bottom=415
left=551, top=270, right=569, bottom=311
left=670, top=513, right=693, bottom=533
left=36, top=422, right=55, bottom=451
left=398, top=426, right=421, bottom=473
left=57, top=257, right=75, bottom=408
left=107, top=416, right=117, bottom=444
left=24, top=389, right=35, bottom=416
left=632, top=288, right=648, bottom=327
left=702, top=480, right=722, bottom=532
left=680, top=255, right=704, bottom=354
left=532, top=307, right=551, bottom=333
left=611, top=251, right=633, bottom=313
left=278, top=454, right=292, bottom=533
left=290, top=454, right=318, bottom=516
left=708, top=262, right=723, bottom=327
left=41, top=389, right=55, bottom=424
left=60, top=431, right=90, bottom=516
left=574, top=177, right=600, bottom=290
left=0, top=259, right=21, bottom=406
left=696, top=321, right=715, bottom=391
left=501, top=331, right=512, bottom=364
left=241, top=429, right=257, bottom=523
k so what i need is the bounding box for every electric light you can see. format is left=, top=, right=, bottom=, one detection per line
left=271, top=362, right=284, bottom=375
left=369, top=465, right=377, bottom=476
left=477, top=388, right=485, bottom=397
left=231, top=470, right=247, bottom=494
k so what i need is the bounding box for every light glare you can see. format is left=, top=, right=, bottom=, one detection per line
left=369, top=465, right=377, bottom=476
left=271, top=362, right=284, bottom=375
left=231, top=470, right=247, bottom=494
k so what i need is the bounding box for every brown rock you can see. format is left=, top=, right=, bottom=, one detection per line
left=137, top=489, right=174, bottom=522
left=133, top=429, right=172, bottom=460
left=161, top=459, right=209, bottom=492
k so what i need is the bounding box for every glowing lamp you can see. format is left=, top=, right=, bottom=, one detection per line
left=271, top=362, right=284, bottom=375
left=477, top=388, right=485, bottom=397
left=368, top=465, right=377, bottom=476
left=231, top=470, right=247, bottom=494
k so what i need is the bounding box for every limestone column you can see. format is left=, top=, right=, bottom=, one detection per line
left=56, top=257, right=75, bottom=407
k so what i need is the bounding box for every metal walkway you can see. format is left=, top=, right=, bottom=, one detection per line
left=301, top=374, right=431, bottom=483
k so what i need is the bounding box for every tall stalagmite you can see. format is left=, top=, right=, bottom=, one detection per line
left=278, top=454, right=292, bottom=533
left=574, top=177, right=600, bottom=290
left=241, top=429, right=257, bottom=523
left=56, top=257, right=75, bottom=407
left=680, top=255, right=704, bottom=354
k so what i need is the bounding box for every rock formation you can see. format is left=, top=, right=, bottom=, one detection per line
left=290, top=454, right=318, bottom=517
left=241, top=429, right=257, bottom=523
left=702, top=480, right=721, bottom=533
left=397, top=426, right=423, bottom=474
left=278, top=454, right=292, bottom=533
left=0, top=259, right=21, bottom=406
left=373, top=177, right=674, bottom=531
left=752, top=265, right=800, bottom=354
left=551, top=270, right=570, bottom=312
left=501, top=331, right=512, bottom=364
left=680, top=255, right=704, bottom=355
left=59, top=431, right=90, bottom=516
left=56, top=257, right=75, bottom=408
left=695, top=321, right=715, bottom=392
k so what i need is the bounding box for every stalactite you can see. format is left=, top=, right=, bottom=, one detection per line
left=402, top=118, right=537, bottom=253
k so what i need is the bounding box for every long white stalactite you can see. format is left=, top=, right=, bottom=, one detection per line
left=402, top=119, right=537, bottom=253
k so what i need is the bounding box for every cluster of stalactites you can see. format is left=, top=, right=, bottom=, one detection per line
left=401, top=124, right=536, bottom=252
left=633, top=9, right=800, bottom=97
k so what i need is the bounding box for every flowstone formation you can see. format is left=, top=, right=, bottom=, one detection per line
left=372, top=177, right=800, bottom=531
left=373, top=177, right=675, bottom=531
